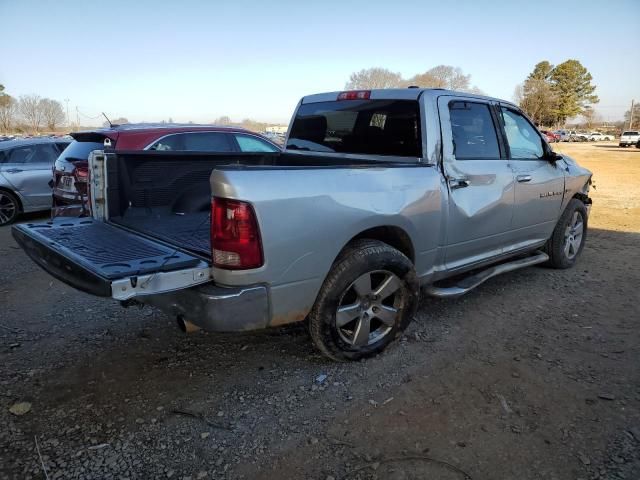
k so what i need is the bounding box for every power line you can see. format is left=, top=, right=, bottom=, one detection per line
left=76, top=108, right=104, bottom=120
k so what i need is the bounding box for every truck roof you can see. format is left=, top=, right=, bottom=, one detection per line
left=301, top=88, right=516, bottom=107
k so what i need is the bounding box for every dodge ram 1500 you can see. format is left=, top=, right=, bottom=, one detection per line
left=13, top=88, right=593, bottom=361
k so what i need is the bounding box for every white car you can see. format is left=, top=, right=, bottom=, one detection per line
left=587, top=132, right=614, bottom=142
left=619, top=131, right=640, bottom=147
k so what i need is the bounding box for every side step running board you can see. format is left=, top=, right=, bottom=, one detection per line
left=425, top=251, right=549, bottom=298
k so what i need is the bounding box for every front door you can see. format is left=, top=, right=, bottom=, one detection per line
left=498, top=105, right=565, bottom=248
left=438, top=96, right=515, bottom=270
left=0, top=143, right=58, bottom=210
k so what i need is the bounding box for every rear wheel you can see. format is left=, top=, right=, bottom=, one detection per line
left=0, top=190, right=19, bottom=226
left=308, top=239, right=419, bottom=361
left=543, top=199, right=588, bottom=269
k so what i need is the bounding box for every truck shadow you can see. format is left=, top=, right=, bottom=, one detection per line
left=2, top=227, right=638, bottom=435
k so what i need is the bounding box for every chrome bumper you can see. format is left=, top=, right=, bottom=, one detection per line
left=139, top=283, right=270, bottom=332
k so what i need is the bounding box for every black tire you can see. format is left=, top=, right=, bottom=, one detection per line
left=308, top=239, right=419, bottom=361
left=543, top=199, right=588, bottom=269
left=0, top=190, right=20, bottom=226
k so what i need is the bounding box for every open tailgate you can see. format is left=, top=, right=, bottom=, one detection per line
left=12, top=218, right=210, bottom=299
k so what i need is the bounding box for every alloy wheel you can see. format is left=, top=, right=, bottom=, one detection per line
left=0, top=192, right=17, bottom=225
left=335, top=270, right=405, bottom=347
left=563, top=211, right=584, bottom=260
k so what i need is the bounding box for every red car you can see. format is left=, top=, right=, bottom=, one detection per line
left=52, top=124, right=281, bottom=216
left=540, top=130, right=560, bottom=143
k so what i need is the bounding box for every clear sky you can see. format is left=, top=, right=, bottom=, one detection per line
left=1, top=0, right=638, bottom=126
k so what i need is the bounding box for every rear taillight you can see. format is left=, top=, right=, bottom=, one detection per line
left=211, top=197, right=263, bottom=270
left=337, top=90, right=371, bottom=100
left=75, top=166, right=89, bottom=180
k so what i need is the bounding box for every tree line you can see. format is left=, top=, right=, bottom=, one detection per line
left=345, top=65, right=483, bottom=93
left=0, top=85, right=66, bottom=134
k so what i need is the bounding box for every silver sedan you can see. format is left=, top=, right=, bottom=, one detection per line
left=0, top=137, right=70, bottom=225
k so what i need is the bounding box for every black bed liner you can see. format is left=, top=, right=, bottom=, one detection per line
left=114, top=212, right=211, bottom=256
left=12, top=218, right=201, bottom=297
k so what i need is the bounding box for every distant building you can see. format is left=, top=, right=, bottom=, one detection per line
left=265, top=125, right=288, bottom=134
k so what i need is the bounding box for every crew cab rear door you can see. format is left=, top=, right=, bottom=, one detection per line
left=12, top=218, right=210, bottom=300
left=437, top=95, right=515, bottom=270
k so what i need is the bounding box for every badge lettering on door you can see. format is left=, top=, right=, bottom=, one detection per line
left=540, top=191, right=563, bottom=198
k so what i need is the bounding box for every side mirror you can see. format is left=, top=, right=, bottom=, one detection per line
left=545, top=150, right=563, bottom=163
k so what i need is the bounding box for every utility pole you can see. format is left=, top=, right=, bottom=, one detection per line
left=76, top=106, right=80, bottom=131
left=64, top=98, right=70, bottom=128
left=630, top=99, right=635, bottom=129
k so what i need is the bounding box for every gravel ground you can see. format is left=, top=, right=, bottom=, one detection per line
left=1, top=143, right=639, bottom=480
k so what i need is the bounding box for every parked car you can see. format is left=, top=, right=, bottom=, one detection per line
left=553, top=130, right=571, bottom=142
left=540, top=130, right=560, bottom=143
left=619, top=130, right=640, bottom=147
left=52, top=124, right=281, bottom=216
left=569, top=132, right=585, bottom=142
left=13, top=88, right=593, bottom=361
left=0, top=137, right=70, bottom=225
left=586, top=132, right=614, bottom=142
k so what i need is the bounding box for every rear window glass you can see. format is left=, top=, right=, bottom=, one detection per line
left=59, top=141, right=104, bottom=162
left=287, top=100, right=421, bottom=157
left=622, top=131, right=639, bottom=135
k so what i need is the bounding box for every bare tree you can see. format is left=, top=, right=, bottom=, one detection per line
left=408, top=65, right=475, bottom=91
left=581, top=107, right=601, bottom=129
left=0, top=86, right=16, bottom=133
left=40, top=98, right=66, bottom=131
left=18, top=95, right=44, bottom=134
left=345, top=68, right=403, bottom=89
left=214, top=116, right=232, bottom=125
left=513, top=84, right=524, bottom=104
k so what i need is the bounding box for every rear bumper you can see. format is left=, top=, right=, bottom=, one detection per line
left=139, top=283, right=270, bottom=332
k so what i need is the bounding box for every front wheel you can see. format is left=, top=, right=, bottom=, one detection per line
left=308, top=239, right=419, bottom=361
left=543, top=199, right=588, bottom=269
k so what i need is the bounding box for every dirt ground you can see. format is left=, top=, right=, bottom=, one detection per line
left=1, top=142, right=639, bottom=480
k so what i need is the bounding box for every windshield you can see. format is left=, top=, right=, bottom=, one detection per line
left=622, top=131, right=639, bottom=136
left=287, top=99, right=421, bottom=157
left=58, top=140, right=104, bottom=164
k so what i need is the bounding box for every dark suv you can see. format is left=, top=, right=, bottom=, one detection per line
left=53, top=124, right=280, bottom=216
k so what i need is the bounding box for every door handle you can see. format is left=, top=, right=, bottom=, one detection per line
left=448, top=178, right=470, bottom=189
left=5, top=168, right=23, bottom=174
left=517, top=175, right=532, bottom=183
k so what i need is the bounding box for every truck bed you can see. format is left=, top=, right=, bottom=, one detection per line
left=104, top=152, right=278, bottom=258
left=117, top=212, right=211, bottom=256
left=102, top=151, right=418, bottom=259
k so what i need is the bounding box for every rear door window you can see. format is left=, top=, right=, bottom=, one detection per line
left=6, top=144, right=58, bottom=164
left=234, top=134, right=279, bottom=152
left=183, top=132, right=235, bottom=152
left=448, top=101, right=501, bottom=160
left=287, top=99, right=421, bottom=157
left=148, top=134, right=184, bottom=151
left=32, top=144, right=60, bottom=164
left=6, top=146, right=35, bottom=164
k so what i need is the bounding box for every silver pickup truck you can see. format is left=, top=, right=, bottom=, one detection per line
left=12, top=88, right=592, bottom=361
